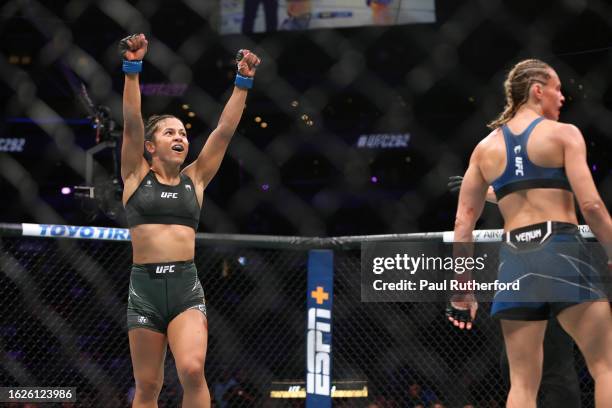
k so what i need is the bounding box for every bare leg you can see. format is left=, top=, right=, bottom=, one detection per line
left=167, top=309, right=210, bottom=408
left=129, top=328, right=167, bottom=408
left=501, top=319, right=548, bottom=408
left=557, top=301, right=612, bottom=407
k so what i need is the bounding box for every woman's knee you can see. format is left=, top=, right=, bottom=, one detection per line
left=583, top=341, right=612, bottom=380
left=177, top=360, right=206, bottom=388
left=135, top=377, right=163, bottom=400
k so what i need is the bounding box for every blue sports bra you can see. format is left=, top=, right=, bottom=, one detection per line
left=491, top=117, right=571, bottom=200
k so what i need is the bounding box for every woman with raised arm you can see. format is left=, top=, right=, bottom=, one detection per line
left=119, top=33, right=260, bottom=408
left=447, top=59, right=612, bottom=407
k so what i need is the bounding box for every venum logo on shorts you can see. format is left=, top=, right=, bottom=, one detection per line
left=516, top=229, right=542, bottom=242
left=160, top=192, right=178, bottom=198
left=156, top=265, right=176, bottom=274
left=138, top=316, right=148, bottom=324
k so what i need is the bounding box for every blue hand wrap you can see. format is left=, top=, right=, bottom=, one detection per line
left=234, top=74, right=253, bottom=89
left=123, top=60, right=142, bottom=74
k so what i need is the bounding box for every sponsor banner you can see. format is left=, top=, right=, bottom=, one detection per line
left=306, top=250, right=333, bottom=408
left=270, top=380, right=367, bottom=399
left=22, top=223, right=131, bottom=241
left=442, top=226, right=593, bottom=243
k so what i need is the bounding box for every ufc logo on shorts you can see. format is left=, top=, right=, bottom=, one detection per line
left=306, top=307, right=331, bottom=396
left=160, top=192, right=178, bottom=198
left=156, top=265, right=175, bottom=274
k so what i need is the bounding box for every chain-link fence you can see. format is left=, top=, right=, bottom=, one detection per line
left=0, top=225, right=597, bottom=408
left=0, top=231, right=308, bottom=407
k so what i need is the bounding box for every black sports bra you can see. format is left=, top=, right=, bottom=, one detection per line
left=124, top=170, right=200, bottom=230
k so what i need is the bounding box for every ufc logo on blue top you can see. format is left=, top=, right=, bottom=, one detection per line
left=514, top=156, right=524, bottom=176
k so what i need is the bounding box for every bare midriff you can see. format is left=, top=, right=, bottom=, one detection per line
left=130, top=223, right=196, bottom=264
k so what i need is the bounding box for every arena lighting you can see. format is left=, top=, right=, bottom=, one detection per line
left=370, top=176, right=378, bottom=183
left=8, top=55, right=32, bottom=65
left=61, top=187, right=72, bottom=195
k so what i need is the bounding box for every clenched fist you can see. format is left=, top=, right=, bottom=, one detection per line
left=235, top=49, right=261, bottom=78
left=119, top=33, right=148, bottom=61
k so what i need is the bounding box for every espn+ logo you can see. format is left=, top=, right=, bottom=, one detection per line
left=307, top=286, right=331, bottom=396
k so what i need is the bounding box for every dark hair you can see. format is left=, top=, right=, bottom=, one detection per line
left=143, top=114, right=177, bottom=162
left=487, top=59, right=552, bottom=129
left=144, top=114, right=177, bottom=142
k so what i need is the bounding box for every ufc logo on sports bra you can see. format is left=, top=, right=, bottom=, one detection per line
left=160, top=192, right=178, bottom=199
left=514, top=157, right=524, bottom=177
left=156, top=265, right=175, bottom=274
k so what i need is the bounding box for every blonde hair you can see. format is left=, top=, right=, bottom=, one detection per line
left=487, top=59, right=552, bottom=129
